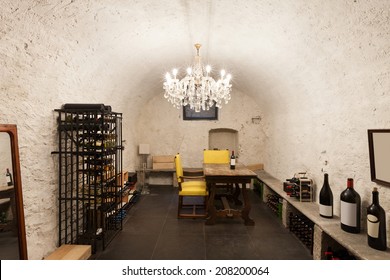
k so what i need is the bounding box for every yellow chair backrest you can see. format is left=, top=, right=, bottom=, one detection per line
left=174, top=153, right=183, bottom=183
left=203, top=149, right=230, bottom=164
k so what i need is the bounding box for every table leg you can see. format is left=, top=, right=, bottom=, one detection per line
left=241, top=183, right=255, bottom=226
left=232, top=183, right=243, bottom=206
left=205, top=183, right=217, bottom=225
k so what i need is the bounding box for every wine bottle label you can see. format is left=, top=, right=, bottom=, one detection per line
left=6, top=175, right=11, bottom=183
left=319, top=204, right=333, bottom=217
left=230, top=158, right=236, bottom=165
left=340, top=201, right=357, bottom=227
left=367, top=214, right=380, bottom=238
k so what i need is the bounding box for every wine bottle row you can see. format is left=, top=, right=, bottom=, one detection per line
left=319, top=173, right=387, bottom=251
left=289, top=212, right=314, bottom=252
left=266, top=194, right=282, bottom=218
left=323, top=246, right=356, bottom=260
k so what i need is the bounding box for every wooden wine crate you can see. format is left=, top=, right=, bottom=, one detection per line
left=116, top=171, right=129, bottom=187
left=152, top=155, right=175, bottom=170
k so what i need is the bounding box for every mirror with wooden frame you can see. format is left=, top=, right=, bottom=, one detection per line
left=368, top=129, right=390, bottom=187
left=0, top=124, right=27, bottom=259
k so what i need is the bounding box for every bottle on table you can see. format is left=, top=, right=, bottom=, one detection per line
left=340, top=178, right=361, bottom=233
left=319, top=173, right=333, bottom=218
left=230, top=150, right=236, bottom=170
left=367, top=187, right=387, bottom=251
left=6, top=168, right=13, bottom=186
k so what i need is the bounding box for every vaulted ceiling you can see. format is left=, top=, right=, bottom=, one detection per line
left=2, top=0, right=389, bottom=116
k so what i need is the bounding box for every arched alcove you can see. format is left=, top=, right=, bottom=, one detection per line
left=209, top=128, right=238, bottom=156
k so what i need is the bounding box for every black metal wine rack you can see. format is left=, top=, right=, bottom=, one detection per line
left=289, top=212, right=314, bottom=253
left=54, top=104, right=123, bottom=253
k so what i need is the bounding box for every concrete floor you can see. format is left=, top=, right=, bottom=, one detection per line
left=94, top=186, right=313, bottom=260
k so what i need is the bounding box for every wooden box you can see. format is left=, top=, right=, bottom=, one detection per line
left=152, top=155, right=175, bottom=170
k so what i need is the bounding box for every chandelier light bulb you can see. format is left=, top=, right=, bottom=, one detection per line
left=172, top=68, right=178, bottom=78
left=206, top=65, right=211, bottom=74
left=186, top=67, right=192, bottom=75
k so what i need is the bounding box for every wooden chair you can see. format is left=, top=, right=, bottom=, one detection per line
left=174, top=153, right=208, bottom=219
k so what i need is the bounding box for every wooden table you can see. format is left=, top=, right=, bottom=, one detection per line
left=203, top=164, right=257, bottom=226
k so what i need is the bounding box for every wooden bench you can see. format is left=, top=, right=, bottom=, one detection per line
left=147, top=155, right=177, bottom=186
left=44, top=244, right=91, bottom=260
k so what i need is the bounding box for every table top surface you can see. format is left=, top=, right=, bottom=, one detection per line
left=0, top=185, right=14, bottom=194
left=203, top=163, right=257, bottom=178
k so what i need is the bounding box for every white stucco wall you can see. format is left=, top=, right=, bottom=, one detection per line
left=0, top=0, right=389, bottom=259
left=135, top=89, right=265, bottom=169
left=260, top=0, right=390, bottom=240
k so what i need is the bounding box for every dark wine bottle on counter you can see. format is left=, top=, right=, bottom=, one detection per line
left=324, top=246, right=333, bottom=260
left=6, top=168, right=13, bottom=186
left=367, top=187, right=387, bottom=251
left=340, top=178, right=361, bottom=233
left=319, top=173, right=333, bottom=218
left=230, top=150, right=236, bottom=170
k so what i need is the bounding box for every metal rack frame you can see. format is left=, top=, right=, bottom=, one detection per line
left=53, top=106, right=123, bottom=253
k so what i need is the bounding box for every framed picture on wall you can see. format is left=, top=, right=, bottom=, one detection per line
left=183, top=105, right=218, bottom=121
left=368, top=129, right=390, bottom=186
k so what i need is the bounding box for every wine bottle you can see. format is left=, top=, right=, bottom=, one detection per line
left=324, top=246, right=333, bottom=260
left=6, top=168, right=13, bottom=186
left=367, top=187, right=387, bottom=250
left=340, top=178, right=361, bottom=233
left=230, top=150, right=236, bottom=170
left=319, top=173, right=333, bottom=218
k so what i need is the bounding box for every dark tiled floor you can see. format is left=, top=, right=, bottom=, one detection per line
left=94, top=186, right=313, bottom=260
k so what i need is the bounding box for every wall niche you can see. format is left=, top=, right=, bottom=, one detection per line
left=209, top=128, right=238, bottom=156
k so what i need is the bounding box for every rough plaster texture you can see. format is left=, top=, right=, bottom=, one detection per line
left=136, top=89, right=264, bottom=169
left=0, top=0, right=389, bottom=259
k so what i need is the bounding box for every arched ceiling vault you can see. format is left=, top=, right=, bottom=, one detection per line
left=3, top=0, right=389, bottom=116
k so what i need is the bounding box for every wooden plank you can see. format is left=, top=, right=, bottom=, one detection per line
left=152, top=162, right=175, bottom=170
left=44, top=244, right=91, bottom=260
left=221, top=197, right=230, bottom=210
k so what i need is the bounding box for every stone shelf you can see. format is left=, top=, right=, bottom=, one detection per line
left=255, top=170, right=390, bottom=260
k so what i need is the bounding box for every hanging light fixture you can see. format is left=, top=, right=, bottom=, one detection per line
left=163, top=44, right=232, bottom=112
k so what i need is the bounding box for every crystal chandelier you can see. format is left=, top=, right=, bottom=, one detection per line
left=163, top=44, right=232, bottom=112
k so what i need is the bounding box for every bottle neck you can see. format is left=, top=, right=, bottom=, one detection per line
left=323, top=173, right=329, bottom=186
left=347, top=178, right=354, bottom=189
left=372, top=190, right=379, bottom=205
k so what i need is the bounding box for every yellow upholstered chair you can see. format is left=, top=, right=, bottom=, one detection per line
left=174, top=153, right=208, bottom=219
left=203, top=149, right=234, bottom=196
left=203, top=149, right=230, bottom=164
